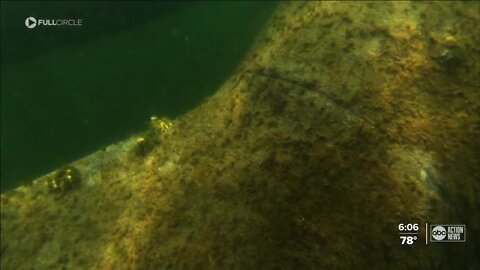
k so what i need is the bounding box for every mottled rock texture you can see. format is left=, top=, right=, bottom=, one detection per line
left=1, top=2, right=479, bottom=269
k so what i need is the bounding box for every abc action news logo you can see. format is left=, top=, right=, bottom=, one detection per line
left=430, top=225, right=466, bottom=242
left=25, top=17, right=82, bottom=29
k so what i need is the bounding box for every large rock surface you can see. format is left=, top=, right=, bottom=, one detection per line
left=1, top=2, right=479, bottom=269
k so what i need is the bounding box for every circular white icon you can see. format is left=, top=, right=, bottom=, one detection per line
left=25, top=17, right=37, bottom=29
left=431, top=226, right=447, bottom=241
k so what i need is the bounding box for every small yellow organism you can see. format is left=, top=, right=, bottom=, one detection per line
left=131, top=116, right=173, bottom=157
left=444, top=35, right=457, bottom=47
left=45, top=166, right=81, bottom=193
left=133, top=136, right=151, bottom=157
left=150, top=116, right=173, bottom=132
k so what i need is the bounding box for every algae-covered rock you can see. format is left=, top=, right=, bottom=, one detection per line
left=1, top=2, right=479, bottom=269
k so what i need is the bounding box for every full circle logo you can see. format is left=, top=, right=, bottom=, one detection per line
left=431, top=226, right=447, bottom=241
left=25, top=17, right=37, bottom=29
left=24, top=17, right=82, bottom=29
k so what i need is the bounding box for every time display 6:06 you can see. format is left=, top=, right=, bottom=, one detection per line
left=398, top=223, right=419, bottom=231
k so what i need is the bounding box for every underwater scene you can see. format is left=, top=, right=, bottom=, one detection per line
left=0, top=1, right=479, bottom=269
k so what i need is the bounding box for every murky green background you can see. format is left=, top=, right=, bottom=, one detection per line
left=0, top=1, right=277, bottom=192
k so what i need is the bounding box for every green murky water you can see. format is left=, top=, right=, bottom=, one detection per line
left=0, top=1, right=277, bottom=192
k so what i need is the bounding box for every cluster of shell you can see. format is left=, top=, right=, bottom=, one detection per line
left=133, top=116, right=173, bottom=157
left=45, top=166, right=81, bottom=193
